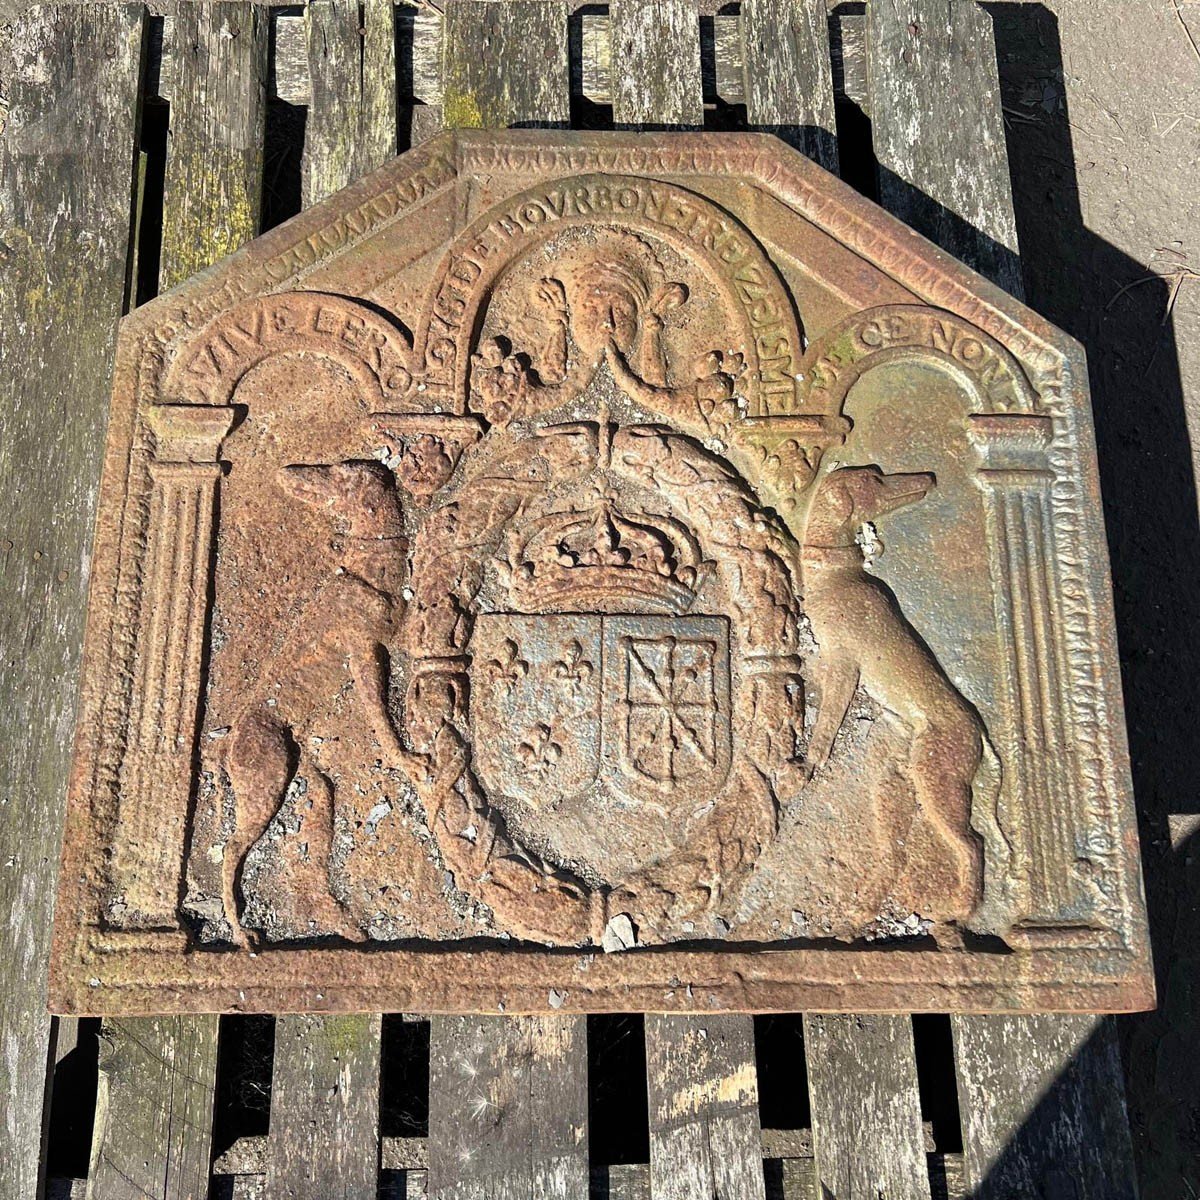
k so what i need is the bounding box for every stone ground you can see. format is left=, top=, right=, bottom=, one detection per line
left=1, top=0, right=1198, bottom=1193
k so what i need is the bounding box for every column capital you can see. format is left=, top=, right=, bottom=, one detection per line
left=147, top=403, right=238, bottom=463
left=968, top=413, right=1054, bottom=475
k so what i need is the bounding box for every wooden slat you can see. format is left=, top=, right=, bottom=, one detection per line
left=426, top=1016, right=589, bottom=1199
left=87, top=1017, right=219, bottom=1200
left=401, top=5, right=444, bottom=106
left=210, top=1155, right=968, bottom=1198
left=90, top=5, right=269, bottom=1194
left=401, top=6, right=445, bottom=145
left=423, top=22, right=588, bottom=1196
left=645, top=1016, right=766, bottom=1200
left=272, top=10, right=309, bottom=104
left=866, top=3, right=1137, bottom=1192
left=363, top=0, right=399, bottom=167
left=574, top=11, right=742, bottom=107
left=866, top=0, right=1021, bottom=296
left=740, top=0, right=839, bottom=171
left=804, top=1015, right=932, bottom=1200
left=159, top=1, right=268, bottom=290
left=711, top=12, right=743, bottom=102
left=52, top=1016, right=83, bottom=1069
left=265, top=1014, right=383, bottom=1200
left=609, top=0, right=703, bottom=129
left=441, top=0, right=569, bottom=129
left=0, top=6, right=144, bottom=1197
left=303, top=0, right=365, bottom=206
left=303, top=0, right=397, bottom=207
left=831, top=8, right=868, bottom=112
left=268, top=31, right=389, bottom=1193
left=951, top=1015, right=1137, bottom=1200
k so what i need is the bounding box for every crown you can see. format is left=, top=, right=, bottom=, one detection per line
left=506, top=495, right=705, bottom=615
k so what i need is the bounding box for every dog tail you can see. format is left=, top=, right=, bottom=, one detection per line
left=972, top=733, right=1004, bottom=836
left=967, top=731, right=1019, bottom=933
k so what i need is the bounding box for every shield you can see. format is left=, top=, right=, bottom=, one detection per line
left=470, top=613, right=731, bottom=810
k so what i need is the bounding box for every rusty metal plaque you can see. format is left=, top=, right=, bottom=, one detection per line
left=50, top=132, right=1154, bottom=1015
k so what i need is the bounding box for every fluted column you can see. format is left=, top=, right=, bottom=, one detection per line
left=970, top=413, right=1091, bottom=928
left=109, top=404, right=236, bottom=928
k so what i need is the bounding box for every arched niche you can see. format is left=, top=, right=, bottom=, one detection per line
left=798, top=304, right=1082, bottom=930
left=412, top=174, right=805, bottom=418
left=796, top=304, right=1040, bottom=417
left=181, top=351, right=387, bottom=915
left=160, top=291, right=415, bottom=410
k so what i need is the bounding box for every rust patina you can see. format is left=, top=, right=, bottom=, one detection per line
left=49, top=131, right=1154, bottom=1015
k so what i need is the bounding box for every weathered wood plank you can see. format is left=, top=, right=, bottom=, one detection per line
left=272, top=10, right=309, bottom=105
left=576, top=10, right=610, bottom=104
left=304, top=0, right=365, bottom=206
left=645, top=1015, right=767, bottom=1200
left=804, top=1015, right=932, bottom=1200
left=0, top=6, right=144, bottom=1197
left=276, top=1, right=430, bottom=133
left=266, top=1014, right=383, bottom=1200
left=400, top=5, right=444, bottom=106
left=210, top=1153, right=972, bottom=1200
left=951, top=1015, right=1137, bottom=1200
left=303, top=0, right=397, bottom=206
left=363, top=0, right=399, bottom=167
left=740, top=0, right=839, bottom=171
left=89, top=7, right=270, bottom=1193
left=87, top=1017, right=219, bottom=1200
left=831, top=8, right=868, bottom=112
left=609, top=0, right=703, bottom=129
left=575, top=11, right=741, bottom=107
left=217, top=1133, right=426, bottom=1177
left=399, top=5, right=445, bottom=145
left=159, top=1, right=268, bottom=289
left=711, top=12, right=743, bottom=102
left=271, top=7, right=754, bottom=113
left=866, top=0, right=1021, bottom=296
left=426, top=1016, right=589, bottom=1199
left=51, top=1016, right=83, bottom=1069
left=441, top=0, right=569, bottom=130
left=870, top=6, right=1137, bottom=1193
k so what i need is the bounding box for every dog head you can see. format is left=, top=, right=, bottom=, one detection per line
left=278, top=460, right=405, bottom=541
left=804, top=465, right=935, bottom=548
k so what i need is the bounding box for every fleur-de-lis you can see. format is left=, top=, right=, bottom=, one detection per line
left=517, top=722, right=562, bottom=778
left=482, top=638, right=529, bottom=694
left=551, top=639, right=594, bottom=692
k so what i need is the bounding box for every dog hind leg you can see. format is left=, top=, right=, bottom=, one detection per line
left=222, top=712, right=295, bottom=947
left=907, top=709, right=985, bottom=922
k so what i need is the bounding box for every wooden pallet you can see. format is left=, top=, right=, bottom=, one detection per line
left=0, top=2, right=1141, bottom=1197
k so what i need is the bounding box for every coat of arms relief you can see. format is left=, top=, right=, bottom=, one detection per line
left=51, top=133, right=1152, bottom=1014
